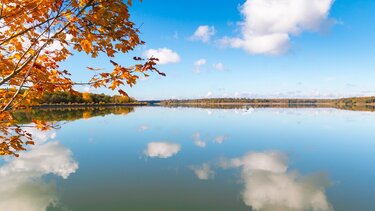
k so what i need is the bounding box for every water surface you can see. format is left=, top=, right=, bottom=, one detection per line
left=1, top=107, right=375, bottom=210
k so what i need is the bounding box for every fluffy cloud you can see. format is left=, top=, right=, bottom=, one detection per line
left=143, top=48, right=180, bottom=64
left=144, top=142, right=181, bottom=158
left=44, top=34, right=73, bottom=52
left=0, top=141, right=78, bottom=211
left=194, top=58, right=207, bottom=73
left=220, top=0, right=334, bottom=55
left=190, top=25, right=216, bottom=43
left=220, top=151, right=332, bottom=211
left=190, top=163, right=215, bottom=180
left=138, top=125, right=149, bottom=132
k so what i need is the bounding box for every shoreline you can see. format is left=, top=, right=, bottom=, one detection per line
left=19, top=101, right=375, bottom=112
left=29, top=102, right=148, bottom=109
left=15, top=96, right=375, bottom=112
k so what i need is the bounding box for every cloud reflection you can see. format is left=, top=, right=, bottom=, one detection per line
left=144, top=142, right=181, bottom=158
left=0, top=140, right=78, bottom=211
left=192, top=132, right=206, bottom=148
left=234, top=108, right=255, bottom=116
left=190, top=163, right=214, bottom=180
left=213, top=135, right=229, bottom=144
left=24, top=127, right=57, bottom=143
left=220, top=151, right=333, bottom=211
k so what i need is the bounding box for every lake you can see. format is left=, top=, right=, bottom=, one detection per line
left=1, top=106, right=375, bottom=211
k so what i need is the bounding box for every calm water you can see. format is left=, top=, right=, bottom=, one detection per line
left=1, top=107, right=375, bottom=211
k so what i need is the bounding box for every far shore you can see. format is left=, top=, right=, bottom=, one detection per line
left=17, top=96, right=375, bottom=112
left=158, top=102, right=335, bottom=105
left=29, top=102, right=148, bottom=109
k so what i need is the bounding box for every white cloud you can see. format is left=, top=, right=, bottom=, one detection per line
left=206, top=91, right=213, bottom=98
left=143, top=48, right=181, bottom=64
left=0, top=20, right=73, bottom=62
left=213, top=62, right=225, bottom=71
left=220, top=0, right=334, bottom=55
left=190, top=163, right=215, bottom=180
left=84, top=86, right=91, bottom=92
left=190, top=25, right=216, bottom=43
left=194, top=58, right=207, bottom=73
left=44, top=34, right=73, bottom=52
left=0, top=141, right=78, bottom=211
left=220, top=151, right=332, bottom=211
left=82, top=85, right=97, bottom=93
left=192, top=132, right=206, bottom=148
left=138, top=125, right=149, bottom=132
left=144, top=142, right=181, bottom=158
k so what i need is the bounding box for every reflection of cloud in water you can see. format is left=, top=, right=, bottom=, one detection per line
left=1, top=142, right=78, bottom=179
left=144, top=142, right=181, bottom=158
left=200, top=108, right=254, bottom=116
left=214, top=135, right=229, bottom=144
left=0, top=141, right=78, bottom=211
left=268, top=108, right=340, bottom=117
left=24, top=127, right=57, bottom=143
left=221, top=151, right=332, bottom=211
left=192, top=132, right=206, bottom=148
left=190, top=163, right=214, bottom=180
left=234, top=108, right=254, bottom=115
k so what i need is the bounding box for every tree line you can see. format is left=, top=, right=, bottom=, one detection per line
left=161, top=97, right=375, bottom=105
left=161, top=98, right=335, bottom=105
left=35, top=91, right=137, bottom=105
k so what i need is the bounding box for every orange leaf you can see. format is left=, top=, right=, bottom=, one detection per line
left=118, top=90, right=129, bottom=97
left=80, top=40, right=92, bottom=53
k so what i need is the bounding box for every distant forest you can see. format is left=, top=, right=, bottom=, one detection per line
left=161, top=97, right=375, bottom=105
left=15, top=90, right=375, bottom=110
left=159, top=97, right=375, bottom=112
left=32, top=93, right=375, bottom=107
left=34, top=91, right=137, bottom=105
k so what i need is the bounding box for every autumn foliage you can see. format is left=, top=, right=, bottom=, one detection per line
left=0, top=0, right=163, bottom=156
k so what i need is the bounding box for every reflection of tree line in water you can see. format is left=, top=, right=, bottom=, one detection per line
left=12, top=107, right=135, bottom=124
left=9, top=100, right=375, bottom=128
left=335, top=104, right=375, bottom=112
left=12, top=102, right=375, bottom=125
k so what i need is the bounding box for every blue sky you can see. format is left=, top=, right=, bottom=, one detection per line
left=62, top=0, right=375, bottom=100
